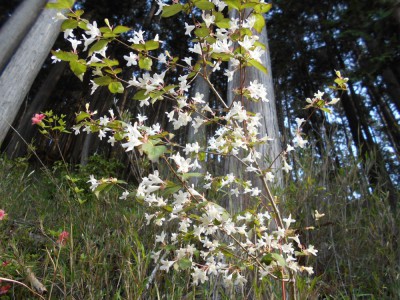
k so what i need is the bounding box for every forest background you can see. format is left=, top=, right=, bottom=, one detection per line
left=0, top=0, right=399, bottom=299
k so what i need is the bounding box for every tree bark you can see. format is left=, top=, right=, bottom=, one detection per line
left=187, top=66, right=210, bottom=186
left=0, top=0, right=48, bottom=73
left=0, top=6, right=63, bottom=146
left=224, top=12, right=282, bottom=212
left=4, top=62, right=67, bottom=157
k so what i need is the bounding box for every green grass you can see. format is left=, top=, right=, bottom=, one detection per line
left=0, top=153, right=399, bottom=299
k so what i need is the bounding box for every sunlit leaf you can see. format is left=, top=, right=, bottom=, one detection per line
left=108, top=82, right=124, bottom=94
left=161, top=4, right=183, bottom=18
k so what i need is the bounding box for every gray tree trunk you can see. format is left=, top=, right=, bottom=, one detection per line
left=0, top=0, right=48, bottom=73
left=0, top=6, right=63, bottom=146
left=187, top=66, right=211, bottom=186
left=4, top=61, right=67, bottom=157
left=224, top=14, right=282, bottom=212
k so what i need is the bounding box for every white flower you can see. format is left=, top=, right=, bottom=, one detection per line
left=160, top=259, right=175, bottom=272
left=247, top=80, right=268, bottom=102
left=158, top=53, right=167, bottom=64
left=314, top=210, right=325, bottom=221
left=155, top=0, right=167, bottom=15
left=67, top=38, right=81, bottom=52
left=63, top=29, right=75, bottom=39
left=314, top=90, right=324, bottom=99
left=182, top=56, right=192, bottom=66
left=283, top=214, right=296, bottom=229
left=265, top=172, right=274, bottom=182
left=224, top=69, right=234, bottom=82
left=87, top=175, right=99, bottom=191
left=85, top=21, right=101, bottom=39
left=295, top=117, right=306, bottom=128
left=327, top=97, right=340, bottom=105
left=192, top=267, right=208, bottom=285
left=121, top=122, right=143, bottom=151
left=304, top=245, right=318, bottom=256
left=119, top=190, right=129, bottom=200
left=202, top=13, right=215, bottom=28
left=107, top=135, right=116, bottom=146
left=184, top=22, right=195, bottom=36
left=155, top=231, right=167, bottom=244
left=282, top=159, right=292, bottom=173
left=123, top=52, right=138, bottom=66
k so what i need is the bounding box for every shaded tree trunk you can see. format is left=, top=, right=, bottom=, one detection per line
left=4, top=61, right=67, bottom=157
left=0, top=6, right=64, bottom=145
left=0, top=0, right=48, bottom=73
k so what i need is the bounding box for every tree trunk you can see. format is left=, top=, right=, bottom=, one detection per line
left=224, top=12, right=282, bottom=212
left=187, top=67, right=210, bottom=186
left=0, top=6, right=63, bottom=146
left=4, top=62, right=67, bottom=157
left=0, top=0, right=48, bottom=73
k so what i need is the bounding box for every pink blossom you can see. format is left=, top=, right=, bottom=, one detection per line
left=57, top=231, right=69, bottom=246
left=0, top=209, right=6, bottom=220
left=32, top=113, right=45, bottom=125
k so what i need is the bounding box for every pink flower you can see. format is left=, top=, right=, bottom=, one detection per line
left=0, top=284, right=11, bottom=295
left=32, top=113, right=45, bottom=125
left=57, top=231, right=69, bottom=246
left=0, top=209, right=6, bottom=220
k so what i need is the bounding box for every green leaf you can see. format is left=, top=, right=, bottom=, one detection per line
left=103, top=32, right=117, bottom=38
left=74, top=114, right=86, bottom=125
left=254, top=3, right=272, bottom=14
left=181, top=173, right=203, bottom=180
left=194, top=0, right=214, bottom=10
left=52, top=50, right=78, bottom=62
left=75, top=112, right=91, bottom=123
left=161, top=181, right=182, bottom=197
left=139, top=57, right=152, bottom=70
left=46, top=0, right=75, bottom=9
left=93, top=75, right=112, bottom=86
left=248, top=59, right=267, bottom=74
left=132, top=43, right=146, bottom=51
left=142, top=140, right=167, bottom=163
left=132, top=90, right=149, bottom=100
left=103, top=58, right=119, bottom=67
left=70, top=59, right=86, bottom=80
left=74, top=9, right=84, bottom=17
left=319, top=107, right=332, bottom=114
left=161, top=4, right=183, bottom=18
left=145, top=40, right=160, bottom=51
left=108, top=82, right=124, bottom=94
left=94, top=182, right=113, bottom=199
left=177, top=258, right=192, bottom=270
left=211, top=52, right=232, bottom=61
left=194, top=27, right=210, bottom=38
left=78, top=21, right=88, bottom=30
left=215, top=18, right=230, bottom=29
left=61, top=19, right=78, bottom=31
left=261, top=254, right=273, bottom=265
left=253, top=14, right=265, bottom=33
left=224, top=0, right=241, bottom=10
left=113, top=25, right=131, bottom=34
left=89, top=40, right=108, bottom=56
left=271, top=253, right=287, bottom=267
left=213, top=11, right=224, bottom=22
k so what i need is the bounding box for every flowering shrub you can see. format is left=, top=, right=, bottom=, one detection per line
left=42, top=0, right=347, bottom=296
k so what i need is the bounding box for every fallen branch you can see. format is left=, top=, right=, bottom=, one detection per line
left=0, top=276, right=46, bottom=300
left=26, top=268, right=47, bottom=295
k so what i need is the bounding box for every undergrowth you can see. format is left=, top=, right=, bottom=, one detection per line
left=0, top=152, right=398, bottom=299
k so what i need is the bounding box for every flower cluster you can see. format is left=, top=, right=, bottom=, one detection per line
left=45, top=0, right=343, bottom=291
